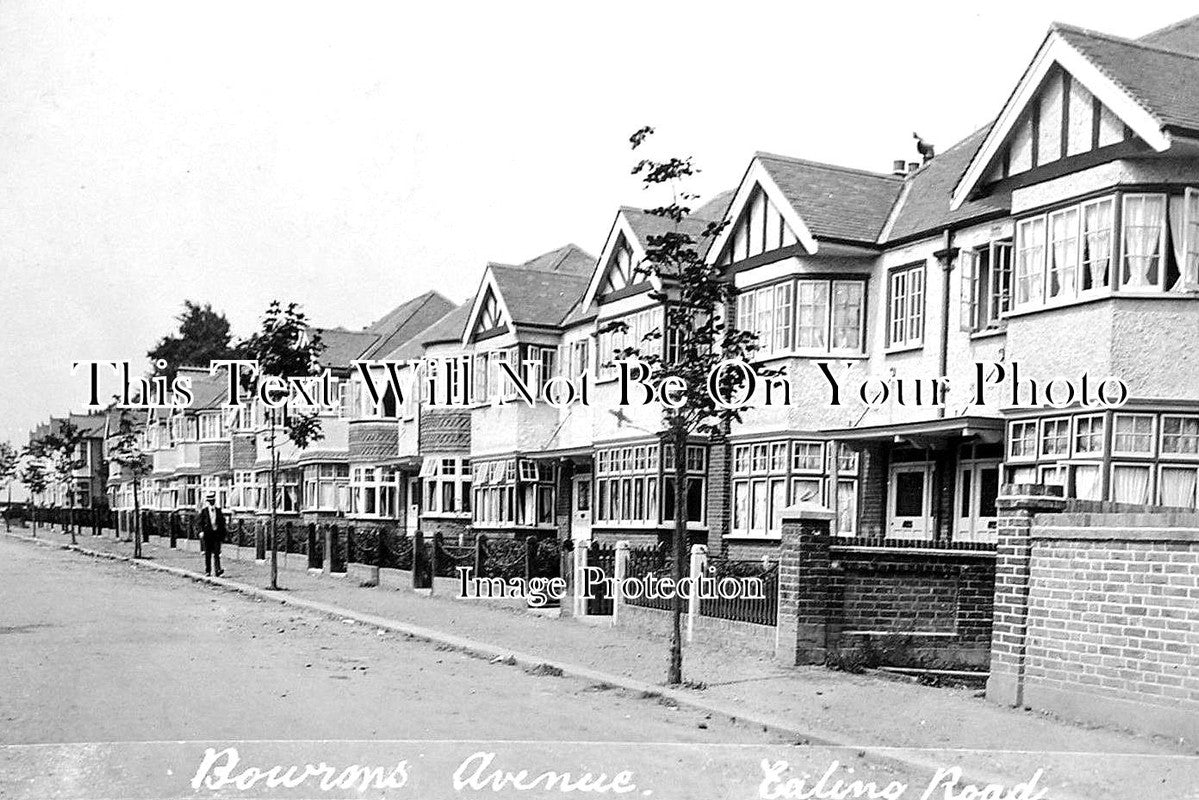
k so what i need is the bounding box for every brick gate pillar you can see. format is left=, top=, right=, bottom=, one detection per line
left=776, top=501, right=835, bottom=666
left=987, top=484, right=1066, bottom=708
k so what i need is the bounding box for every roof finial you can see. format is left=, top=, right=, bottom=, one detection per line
left=913, top=132, right=935, bottom=163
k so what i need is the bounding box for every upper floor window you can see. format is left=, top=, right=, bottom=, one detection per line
left=596, top=308, right=660, bottom=380
left=961, top=240, right=1013, bottom=333
left=198, top=412, right=225, bottom=441
left=1013, top=191, right=1199, bottom=314
left=566, top=339, right=590, bottom=380
left=1121, top=194, right=1166, bottom=291
left=736, top=278, right=865, bottom=357
left=887, top=264, right=924, bottom=349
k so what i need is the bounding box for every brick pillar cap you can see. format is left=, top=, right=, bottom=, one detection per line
left=690, top=543, right=708, bottom=554
left=615, top=540, right=631, bottom=550
left=780, top=501, right=835, bottom=523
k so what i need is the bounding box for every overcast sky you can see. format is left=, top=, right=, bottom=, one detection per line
left=1, top=1, right=1194, bottom=447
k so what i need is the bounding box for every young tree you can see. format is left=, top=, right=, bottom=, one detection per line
left=18, top=454, right=49, bottom=536
left=239, top=301, right=325, bottom=590
left=36, top=421, right=86, bottom=545
left=605, top=127, right=765, bottom=685
left=108, top=411, right=151, bottom=557
left=148, top=301, right=242, bottom=384
left=0, top=442, right=19, bottom=532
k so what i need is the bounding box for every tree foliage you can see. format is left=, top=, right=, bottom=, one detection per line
left=238, top=301, right=326, bottom=450
left=148, top=301, right=241, bottom=384
left=602, top=127, right=768, bottom=685
left=0, top=442, right=18, bottom=490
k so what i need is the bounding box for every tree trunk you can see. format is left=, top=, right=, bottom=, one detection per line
left=5, top=484, right=10, bottom=533
left=269, top=418, right=279, bottom=590
left=68, top=492, right=77, bottom=545
left=667, top=425, right=688, bottom=686
left=132, top=480, right=143, bottom=558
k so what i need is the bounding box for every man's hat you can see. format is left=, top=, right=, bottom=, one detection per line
left=205, top=491, right=217, bottom=500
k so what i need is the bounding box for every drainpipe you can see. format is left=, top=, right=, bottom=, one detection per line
left=932, top=228, right=959, bottom=420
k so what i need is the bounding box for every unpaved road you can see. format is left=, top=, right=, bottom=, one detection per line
left=1, top=536, right=940, bottom=799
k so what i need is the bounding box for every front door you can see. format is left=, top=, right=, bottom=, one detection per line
left=955, top=461, right=1001, bottom=543
left=888, top=462, right=934, bottom=539
left=571, top=474, right=592, bottom=544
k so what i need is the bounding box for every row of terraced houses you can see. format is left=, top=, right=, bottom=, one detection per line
left=34, top=15, right=1199, bottom=557
left=24, top=14, right=1199, bottom=738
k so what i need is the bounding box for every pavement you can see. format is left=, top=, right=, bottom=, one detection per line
left=3, top=522, right=1198, bottom=800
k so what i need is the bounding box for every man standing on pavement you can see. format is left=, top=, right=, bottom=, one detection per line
left=198, top=491, right=225, bottom=577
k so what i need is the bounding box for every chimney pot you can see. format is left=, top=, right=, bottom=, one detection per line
left=908, top=161, right=920, bottom=174
left=892, top=159, right=906, bottom=176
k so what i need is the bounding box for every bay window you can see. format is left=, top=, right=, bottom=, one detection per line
left=887, top=265, right=924, bottom=348
left=420, top=457, right=470, bottom=516
left=594, top=445, right=660, bottom=525
left=596, top=308, right=660, bottom=380
left=662, top=445, right=706, bottom=525
left=232, top=471, right=254, bottom=510
left=303, top=464, right=348, bottom=512
left=199, top=475, right=229, bottom=509
left=351, top=466, right=400, bottom=518
left=736, top=277, right=866, bottom=357
left=730, top=439, right=846, bottom=537
left=198, top=412, right=225, bottom=441
left=473, top=458, right=554, bottom=526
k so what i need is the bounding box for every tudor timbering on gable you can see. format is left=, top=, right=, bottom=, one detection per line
left=952, top=23, right=1199, bottom=211
left=466, top=274, right=511, bottom=343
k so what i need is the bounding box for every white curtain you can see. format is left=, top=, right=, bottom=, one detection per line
left=1073, top=465, right=1103, bottom=500
left=1112, top=465, right=1151, bottom=505
left=1123, top=197, right=1165, bottom=288
left=1159, top=467, right=1198, bottom=509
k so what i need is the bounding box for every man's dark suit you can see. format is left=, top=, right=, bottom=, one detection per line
left=198, top=503, right=226, bottom=576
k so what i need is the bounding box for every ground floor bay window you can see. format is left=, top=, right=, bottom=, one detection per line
left=253, top=469, right=300, bottom=514
left=303, top=463, right=348, bottom=513
left=418, top=457, right=470, bottom=517
left=198, top=474, right=229, bottom=510
left=592, top=442, right=707, bottom=528
left=729, top=439, right=859, bottom=538
left=472, top=457, right=555, bottom=528
left=349, top=465, right=400, bottom=518
left=1006, top=410, right=1199, bottom=509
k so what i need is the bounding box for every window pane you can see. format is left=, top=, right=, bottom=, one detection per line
left=831, top=282, right=864, bottom=351
left=894, top=471, right=925, bottom=517
left=1122, top=195, right=1165, bottom=290
left=796, top=281, right=829, bottom=349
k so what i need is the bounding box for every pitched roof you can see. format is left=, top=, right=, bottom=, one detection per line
left=1139, top=14, right=1199, bottom=55
left=312, top=328, right=380, bottom=369
left=755, top=153, right=904, bottom=244
left=1053, top=23, right=1199, bottom=135
left=490, top=264, right=591, bottom=327
left=175, top=367, right=227, bottom=411
left=621, top=206, right=720, bottom=257
left=513, top=244, right=595, bottom=276
left=386, top=302, right=471, bottom=357
left=881, top=126, right=1010, bottom=243
left=361, top=291, right=456, bottom=359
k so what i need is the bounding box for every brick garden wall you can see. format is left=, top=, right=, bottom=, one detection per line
left=988, top=486, right=1199, bottom=741
left=776, top=504, right=995, bottom=670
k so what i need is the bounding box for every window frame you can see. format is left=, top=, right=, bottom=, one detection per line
left=886, top=263, right=925, bottom=350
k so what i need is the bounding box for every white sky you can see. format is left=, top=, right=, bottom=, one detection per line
left=1, top=1, right=1195, bottom=447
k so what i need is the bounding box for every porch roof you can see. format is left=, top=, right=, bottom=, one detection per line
left=821, top=415, right=1004, bottom=445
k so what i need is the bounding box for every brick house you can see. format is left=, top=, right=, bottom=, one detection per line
left=70, top=12, right=1199, bottom=578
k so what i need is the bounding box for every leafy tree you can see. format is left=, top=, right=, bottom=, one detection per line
left=35, top=421, right=86, bottom=544
left=239, top=301, right=325, bottom=590
left=0, top=442, right=18, bottom=532
left=606, top=126, right=765, bottom=685
left=148, top=301, right=241, bottom=384
left=18, top=453, right=49, bottom=536
left=108, top=411, right=151, bottom=557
